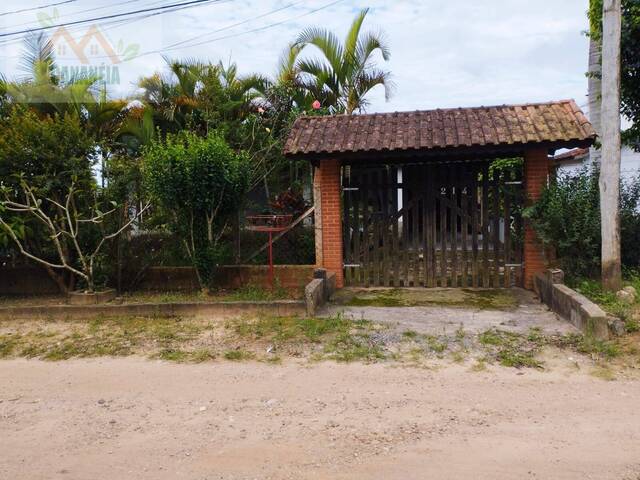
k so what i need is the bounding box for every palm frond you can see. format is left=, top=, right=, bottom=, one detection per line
left=294, top=27, right=344, bottom=72
left=19, top=32, right=56, bottom=82
left=356, top=30, right=391, bottom=65
left=343, top=8, right=369, bottom=63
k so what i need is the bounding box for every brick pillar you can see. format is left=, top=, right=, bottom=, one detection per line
left=523, top=148, right=550, bottom=290
left=314, top=158, right=344, bottom=288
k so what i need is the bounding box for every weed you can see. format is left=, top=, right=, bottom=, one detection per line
left=226, top=284, right=289, bottom=302
left=224, top=349, right=254, bottom=361
left=323, top=332, right=386, bottom=362
left=424, top=335, right=447, bottom=354
left=478, top=328, right=543, bottom=369
left=157, top=348, right=189, bottom=362
left=470, top=359, right=487, bottom=372
left=0, top=334, right=20, bottom=358
left=402, top=330, right=418, bottom=340
left=451, top=350, right=467, bottom=363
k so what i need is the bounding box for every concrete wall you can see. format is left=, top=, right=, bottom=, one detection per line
left=534, top=269, right=611, bottom=340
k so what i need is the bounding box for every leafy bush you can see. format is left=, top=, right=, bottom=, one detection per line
left=143, top=131, right=250, bottom=289
left=524, top=167, right=640, bottom=278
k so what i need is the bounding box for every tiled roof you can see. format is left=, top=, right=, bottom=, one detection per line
left=284, top=100, right=595, bottom=158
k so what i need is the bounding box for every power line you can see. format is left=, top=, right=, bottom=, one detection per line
left=0, top=0, right=190, bottom=49
left=126, top=0, right=346, bottom=60
left=165, top=0, right=305, bottom=50
left=0, top=0, right=223, bottom=39
left=1, top=0, right=163, bottom=32
left=0, top=0, right=79, bottom=18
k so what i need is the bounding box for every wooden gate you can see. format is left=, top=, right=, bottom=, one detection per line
left=342, top=161, right=524, bottom=288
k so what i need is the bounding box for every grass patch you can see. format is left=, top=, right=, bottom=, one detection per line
left=223, top=349, right=254, bottom=361
left=323, top=332, right=386, bottom=362
left=549, top=333, right=620, bottom=360
left=343, top=288, right=517, bottom=310
left=225, top=284, right=290, bottom=302
left=0, top=316, right=211, bottom=361
left=478, top=328, right=544, bottom=369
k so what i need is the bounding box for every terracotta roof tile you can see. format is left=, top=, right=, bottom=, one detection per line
left=284, top=100, right=596, bottom=158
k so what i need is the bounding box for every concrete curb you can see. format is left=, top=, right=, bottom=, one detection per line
left=305, top=269, right=337, bottom=316
left=0, top=300, right=306, bottom=321
left=534, top=269, right=612, bottom=340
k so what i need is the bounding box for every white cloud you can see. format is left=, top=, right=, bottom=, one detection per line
left=0, top=0, right=590, bottom=112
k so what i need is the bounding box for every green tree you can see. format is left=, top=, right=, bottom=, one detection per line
left=143, top=132, right=250, bottom=289
left=290, top=7, right=393, bottom=114
left=589, top=0, right=640, bottom=148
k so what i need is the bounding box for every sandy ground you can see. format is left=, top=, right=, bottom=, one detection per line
left=1, top=358, right=639, bottom=480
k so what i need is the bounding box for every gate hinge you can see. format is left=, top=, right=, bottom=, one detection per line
left=344, top=264, right=361, bottom=268
left=504, top=181, right=523, bottom=185
left=504, top=263, right=522, bottom=267
left=343, top=187, right=359, bottom=191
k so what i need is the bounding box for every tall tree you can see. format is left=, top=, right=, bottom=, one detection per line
left=600, top=0, right=623, bottom=290
left=590, top=0, right=640, bottom=149
left=291, top=8, right=393, bottom=114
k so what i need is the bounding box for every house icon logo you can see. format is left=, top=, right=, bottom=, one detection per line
left=38, top=9, right=139, bottom=85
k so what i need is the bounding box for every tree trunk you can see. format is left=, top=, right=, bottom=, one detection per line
left=588, top=37, right=602, bottom=165
left=600, top=0, right=623, bottom=291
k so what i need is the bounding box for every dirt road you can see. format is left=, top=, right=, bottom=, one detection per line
left=1, top=358, right=639, bottom=480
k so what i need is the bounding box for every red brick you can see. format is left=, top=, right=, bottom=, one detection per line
left=316, top=159, right=344, bottom=287
left=523, top=148, right=550, bottom=289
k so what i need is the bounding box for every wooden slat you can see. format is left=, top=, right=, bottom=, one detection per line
left=353, top=171, right=362, bottom=286
left=429, top=166, right=438, bottom=287
left=513, top=167, right=524, bottom=287
left=391, top=166, right=400, bottom=287
left=440, top=166, right=448, bottom=287
left=492, top=168, right=501, bottom=288
left=503, top=168, right=512, bottom=288
left=361, top=170, right=370, bottom=287
left=481, top=163, right=490, bottom=287
left=372, top=169, right=381, bottom=286
left=382, top=167, right=390, bottom=287
left=450, top=165, right=458, bottom=287
left=422, top=166, right=429, bottom=287
left=402, top=168, right=410, bottom=286
left=471, top=166, right=479, bottom=288
left=460, top=169, right=469, bottom=288
left=411, top=171, right=420, bottom=286
left=343, top=174, right=353, bottom=286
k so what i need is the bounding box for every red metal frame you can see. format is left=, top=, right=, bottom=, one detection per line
left=245, top=215, right=293, bottom=288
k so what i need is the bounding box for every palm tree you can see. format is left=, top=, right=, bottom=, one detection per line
left=3, top=32, right=125, bottom=138
left=290, top=7, right=393, bottom=114
left=136, top=58, right=267, bottom=135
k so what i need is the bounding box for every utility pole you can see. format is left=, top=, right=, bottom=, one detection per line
left=600, top=0, right=623, bottom=291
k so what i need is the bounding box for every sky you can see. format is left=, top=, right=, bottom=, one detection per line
left=0, top=0, right=591, bottom=113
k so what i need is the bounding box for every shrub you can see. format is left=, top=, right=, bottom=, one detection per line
left=143, top=131, right=250, bottom=289
left=524, top=167, right=640, bottom=279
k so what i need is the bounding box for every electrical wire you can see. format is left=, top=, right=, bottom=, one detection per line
left=0, top=0, right=223, bottom=38
left=0, top=0, right=231, bottom=50
left=116, top=0, right=346, bottom=60
left=0, top=0, right=79, bottom=18
left=1, top=0, right=164, bottom=32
